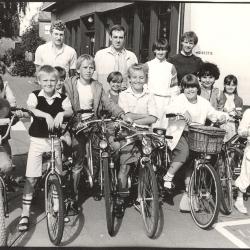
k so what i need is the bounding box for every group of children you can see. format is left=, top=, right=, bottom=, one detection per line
left=0, top=30, right=249, bottom=233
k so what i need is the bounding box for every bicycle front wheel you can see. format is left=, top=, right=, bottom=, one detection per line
left=103, top=157, right=116, bottom=236
left=0, top=181, right=6, bottom=246
left=46, top=178, right=64, bottom=245
left=138, top=162, right=159, bottom=238
left=189, top=163, right=221, bottom=229
left=216, top=150, right=233, bottom=215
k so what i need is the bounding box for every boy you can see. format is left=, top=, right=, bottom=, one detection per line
left=107, top=71, right=123, bottom=104
left=167, top=31, right=203, bottom=84
left=144, top=38, right=179, bottom=128
left=117, top=63, right=158, bottom=216
left=18, top=65, right=73, bottom=232
left=55, top=66, right=67, bottom=94
left=64, top=54, right=126, bottom=212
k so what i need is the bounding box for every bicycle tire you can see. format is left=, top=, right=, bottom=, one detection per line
left=46, top=178, right=64, bottom=245
left=216, top=150, right=233, bottom=215
left=103, top=157, right=115, bottom=236
left=0, top=182, right=6, bottom=246
left=189, top=163, right=221, bottom=229
left=138, top=162, right=159, bottom=238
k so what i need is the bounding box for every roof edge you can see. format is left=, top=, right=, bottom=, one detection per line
left=41, top=2, right=56, bottom=12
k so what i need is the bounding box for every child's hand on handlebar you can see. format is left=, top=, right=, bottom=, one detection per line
left=54, top=112, right=64, bottom=128
left=45, top=114, right=54, bottom=131
left=182, top=111, right=192, bottom=124
left=121, top=113, right=133, bottom=124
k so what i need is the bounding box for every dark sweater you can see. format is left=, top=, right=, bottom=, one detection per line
left=167, top=53, right=203, bottom=84
left=29, top=90, right=66, bottom=138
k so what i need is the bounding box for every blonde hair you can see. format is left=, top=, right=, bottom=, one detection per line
left=127, top=63, right=147, bottom=78
left=37, top=65, right=58, bottom=81
left=76, top=54, right=95, bottom=71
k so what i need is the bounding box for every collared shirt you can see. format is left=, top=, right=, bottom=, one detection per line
left=34, top=41, right=77, bottom=75
left=94, top=46, right=138, bottom=92
left=118, top=86, right=158, bottom=118
left=27, top=89, right=72, bottom=110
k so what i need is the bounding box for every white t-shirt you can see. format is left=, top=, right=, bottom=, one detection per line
left=77, top=80, right=94, bottom=120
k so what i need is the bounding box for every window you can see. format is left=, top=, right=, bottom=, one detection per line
left=44, top=24, right=50, bottom=35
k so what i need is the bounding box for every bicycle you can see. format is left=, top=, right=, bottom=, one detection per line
left=112, top=120, right=165, bottom=238
left=0, top=107, right=31, bottom=246
left=68, top=109, right=119, bottom=236
left=166, top=113, right=225, bottom=229
left=215, top=113, right=246, bottom=215
left=16, top=108, right=65, bottom=246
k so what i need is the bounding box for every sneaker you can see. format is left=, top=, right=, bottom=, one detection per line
left=179, top=192, right=190, bottom=212
left=163, top=181, right=175, bottom=195
left=234, top=199, right=248, bottom=214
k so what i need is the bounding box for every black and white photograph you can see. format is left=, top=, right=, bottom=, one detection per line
left=0, top=0, right=250, bottom=247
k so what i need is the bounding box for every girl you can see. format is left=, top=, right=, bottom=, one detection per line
left=234, top=109, right=250, bottom=214
left=163, top=74, right=227, bottom=212
left=220, top=75, right=243, bottom=142
left=144, top=38, right=179, bottom=128
left=198, top=62, right=224, bottom=111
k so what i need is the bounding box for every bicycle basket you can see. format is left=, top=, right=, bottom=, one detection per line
left=188, top=125, right=226, bottom=154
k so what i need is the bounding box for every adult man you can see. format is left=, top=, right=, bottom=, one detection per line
left=94, top=24, right=138, bottom=92
left=34, top=20, right=77, bottom=77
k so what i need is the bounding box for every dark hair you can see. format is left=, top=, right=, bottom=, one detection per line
left=50, top=20, right=66, bottom=33
left=181, top=31, right=198, bottom=45
left=152, top=38, right=169, bottom=52
left=107, top=71, right=123, bottom=84
left=0, top=76, right=4, bottom=92
left=181, top=74, right=201, bottom=95
left=223, top=74, right=238, bottom=94
left=109, top=24, right=126, bottom=37
left=198, top=62, right=220, bottom=80
left=55, top=66, right=66, bottom=80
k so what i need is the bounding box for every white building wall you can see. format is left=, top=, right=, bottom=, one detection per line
left=184, top=3, right=250, bottom=105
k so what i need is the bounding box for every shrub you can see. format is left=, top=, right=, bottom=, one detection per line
left=10, top=59, right=36, bottom=76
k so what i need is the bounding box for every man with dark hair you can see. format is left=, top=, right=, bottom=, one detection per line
left=94, top=24, right=138, bottom=92
left=34, top=20, right=77, bottom=77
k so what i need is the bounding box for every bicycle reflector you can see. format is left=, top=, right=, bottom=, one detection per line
left=99, top=140, right=108, bottom=149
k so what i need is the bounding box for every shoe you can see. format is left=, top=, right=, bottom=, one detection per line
left=180, top=192, right=199, bottom=212
left=67, top=201, right=79, bottom=216
left=18, top=216, right=30, bottom=232
left=114, top=198, right=125, bottom=218
left=234, top=199, right=248, bottom=214
left=163, top=181, right=175, bottom=195
left=179, top=192, right=190, bottom=212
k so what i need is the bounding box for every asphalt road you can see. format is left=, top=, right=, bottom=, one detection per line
left=3, top=73, right=250, bottom=248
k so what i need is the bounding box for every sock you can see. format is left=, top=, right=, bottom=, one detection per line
left=164, top=172, right=174, bottom=182
left=21, top=194, right=33, bottom=217
left=163, top=172, right=174, bottom=188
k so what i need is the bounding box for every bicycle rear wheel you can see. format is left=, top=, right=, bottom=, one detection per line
left=216, top=150, right=233, bottom=215
left=189, top=163, right=221, bottom=229
left=138, top=162, right=159, bottom=238
left=0, top=181, right=6, bottom=246
left=103, top=157, right=116, bottom=236
left=46, top=178, right=64, bottom=245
